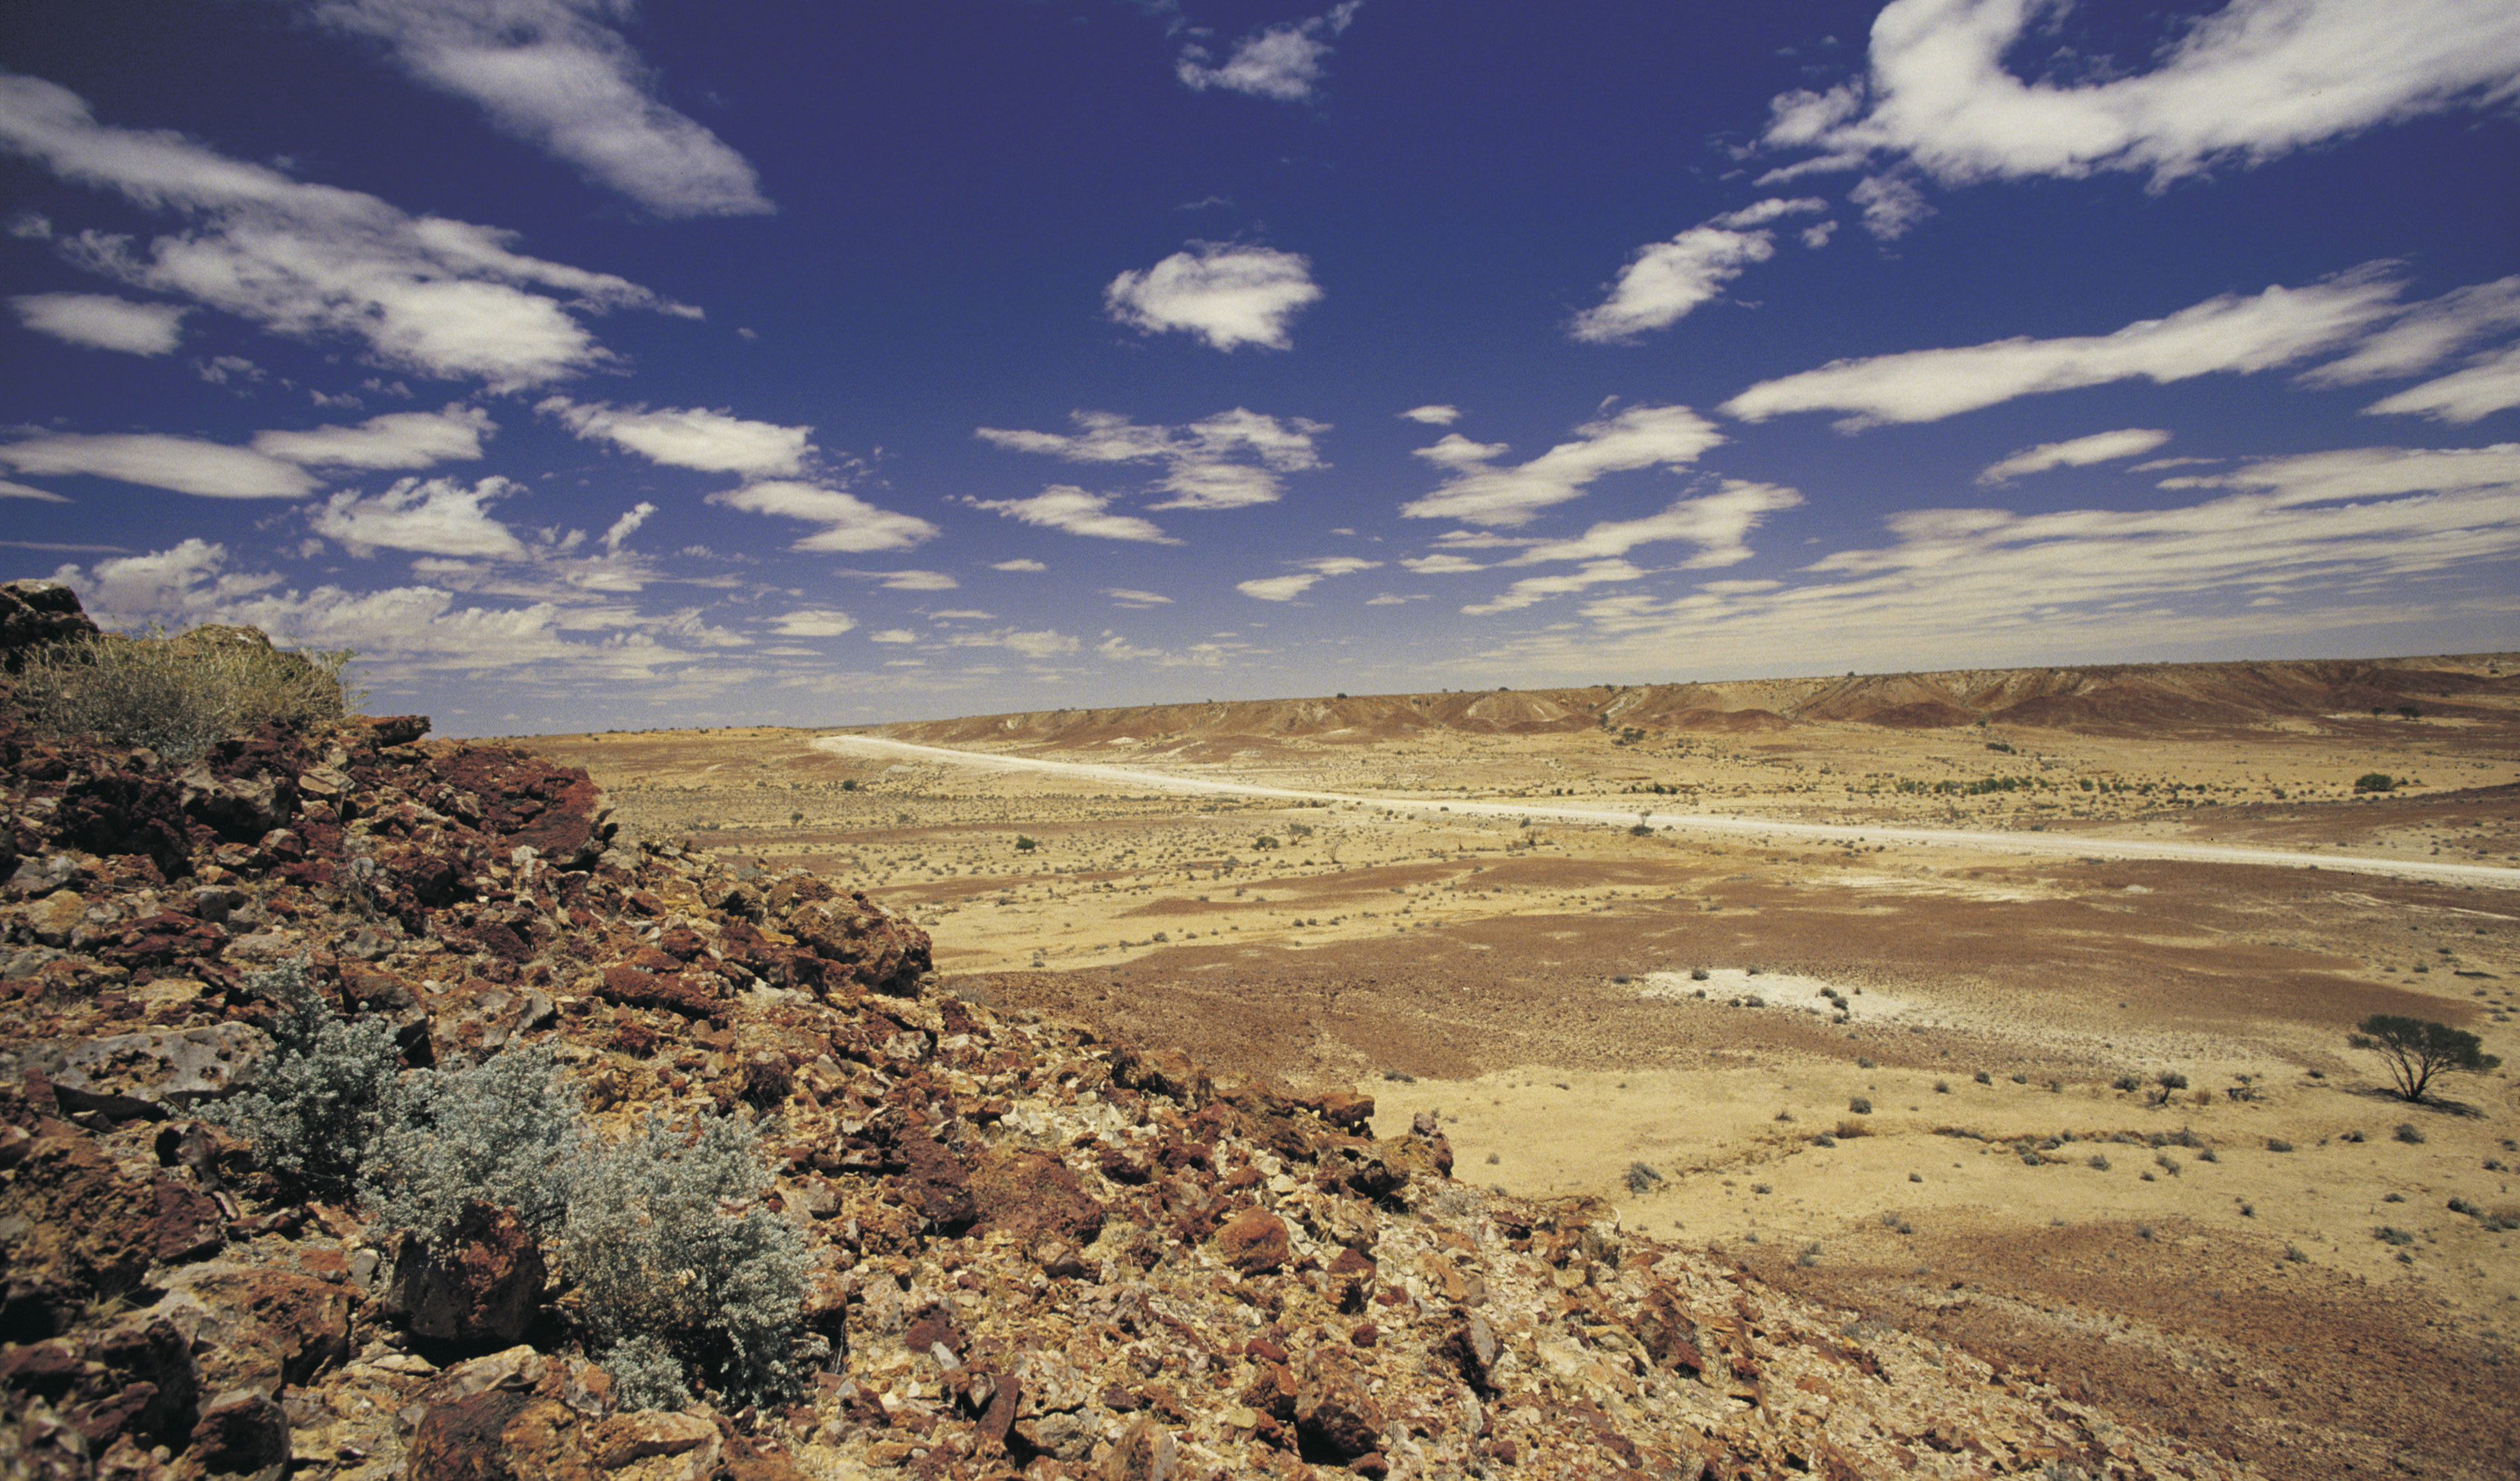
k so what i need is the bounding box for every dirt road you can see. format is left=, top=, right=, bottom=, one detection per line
left=812, top=733, right=2520, bottom=890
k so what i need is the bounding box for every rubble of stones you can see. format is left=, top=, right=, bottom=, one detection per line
left=0, top=609, right=2256, bottom=1478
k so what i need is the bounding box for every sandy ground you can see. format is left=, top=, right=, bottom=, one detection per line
left=519, top=696, right=2520, bottom=1478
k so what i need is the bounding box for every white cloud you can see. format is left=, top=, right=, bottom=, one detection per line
left=770, top=609, right=856, bottom=637
left=1463, top=559, right=1647, bottom=616
left=2298, top=277, right=2520, bottom=386
left=1399, top=404, right=1725, bottom=526
left=306, top=0, right=772, bottom=217
left=1465, top=443, right=2520, bottom=677
left=12, top=291, right=185, bottom=353
left=599, top=501, right=653, bottom=553
left=976, top=408, right=1328, bottom=510
left=1798, top=221, right=1838, bottom=248
left=538, top=397, right=811, bottom=475
left=868, top=628, right=917, bottom=644
left=1507, top=482, right=1804, bottom=567
left=1176, top=2, right=1361, bottom=102
left=709, top=481, right=941, bottom=552
left=1848, top=173, right=1931, bottom=240
left=1104, top=587, right=1172, bottom=607
left=1402, top=553, right=1485, bottom=573
left=1, top=479, right=70, bottom=503
left=1721, top=268, right=2403, bottom=427
left=1399, top=405, right=1461, bottom=425
left=1237, top=573, right=1324, bottom=603
left=1572, top=199, right=1824, bottom=344
left=877, top=569, right=958, bottom=591
left=0, top=73, right=691, bottom=389
left=943, top=627, right=1079, bottom=660
left=1762, top=0, right=2520, bottom=187
left=1976, top=428, right=2172, bottom=484
left=310, top=474, right=528, bottom=559
left=2362, top=344, right=2520, bottom=424
left=1235, top=554, right=1380, bottom=602
left=252, top=403, right=492, bottom=468
left=1104, top=243, right=1321, bottom=351
left=0, top=431, right=317, bottom=498
left=966, top=486, right=1178, bottom=543
left=990, top=557, right=1046, bottom=572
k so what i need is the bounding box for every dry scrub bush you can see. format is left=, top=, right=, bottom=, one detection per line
left=7, top=623, right=359, bottom=761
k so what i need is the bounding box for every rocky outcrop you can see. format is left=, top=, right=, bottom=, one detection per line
left=0, top=600, right=2272, bottom=1481
left=0, top=581, right=98, bottom=676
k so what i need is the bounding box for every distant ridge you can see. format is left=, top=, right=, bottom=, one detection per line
left=873, top=653, right=2517, bottom=748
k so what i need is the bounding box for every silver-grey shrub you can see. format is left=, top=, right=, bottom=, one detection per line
left=211, top=959, right=400, bottom=1198
left=363, top=1045, right=581, bottom=1244
left=559, top=1112, right=812, bottom=1410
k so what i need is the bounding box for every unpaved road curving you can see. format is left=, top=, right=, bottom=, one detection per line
left=813, top=734, right=2520, bottom=890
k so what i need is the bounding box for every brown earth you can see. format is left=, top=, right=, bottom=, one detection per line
left=518, top=648, right=2520, bottom=1479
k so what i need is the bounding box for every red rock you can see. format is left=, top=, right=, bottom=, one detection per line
left=1210, top=1207, right=1292, bottom=1276
left=183, top=1391, right=288, bottom=1477
left=1295, top=1352, right=1385, bottom=1460
left=385, top=1202, right=548, bottom=1347
left=896, top=1135, right=976, bottom=1235
left=970, top=1149, right=1105, bottom=1245
left=595, top=964, right=721, bottom=1019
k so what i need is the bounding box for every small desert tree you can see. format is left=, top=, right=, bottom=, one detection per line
left=2349, top=1015, right=2501, bottom=1103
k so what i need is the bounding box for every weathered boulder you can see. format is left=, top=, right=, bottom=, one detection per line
left=1294, top=1349, right=1386, bottom=1460
left=0, top=580, right=99, bottom=673
left=385, top=1202, right=548, bottom=1348
left=1209, top=1206, right=1291, bottom=1276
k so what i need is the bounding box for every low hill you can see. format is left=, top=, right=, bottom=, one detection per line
left=873, top=653, right=2518, bottom=750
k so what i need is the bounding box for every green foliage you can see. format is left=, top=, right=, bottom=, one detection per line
left=2353, top=772, right=2398, bottom=793
left=7, top=625, right=360, bottom=762
left=1013, top=835, right=1038, bottom=852
left=560, top=1112, right=812, bottom=1411
left=2351, top=1014, right=2501, bottom=1102
left=1253, top=835, right=1279, bottom=849
left=364, top=1045, right=583, bottom=1244
left=209, top=960, right=400, bottom=1199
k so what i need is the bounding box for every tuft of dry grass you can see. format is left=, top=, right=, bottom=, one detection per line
left=7, top=623, right=360, bottom=762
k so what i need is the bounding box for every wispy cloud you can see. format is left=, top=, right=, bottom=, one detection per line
left=11, top=291, right=185, bottom=353
left=976, top=407, right=1328, bottom=510
left=1571, top=199, right=1826, bottom=343
left=1235, top=555, right=1380, bottom=602
left=0, top=431, right=318, bottom=499
left=1976, top=428, right=2172, bottom=484
left=305, top=0, right=772, bottom=217
left=770, top=609, right=856, bottom=637
left=1762, top=0, right=2520, bottom=188
left=1721, top=268, right=2403, bottom=427
left=539, top=397, right=812, bottom=476
left=966, top=486, right=1178, bottom=543
left=1489, top=443, right=2520, bottom=674
left=1105, top=243, right=1321, bottom=351
left=709, top=481, right=941, bottom=552
left=1399, top=405, right=1725, bottom=526
left=0, top=72, right=694, bottom=389
left=1398, top=404, right=1460, bottom=425
left=2362, top=344, right=2520, bottom=424
left=1176, top=2, right=1362, bottom=102
left=253, top=403, right=494, bottom=469
left=1505, top=482, right=1802, bottom=566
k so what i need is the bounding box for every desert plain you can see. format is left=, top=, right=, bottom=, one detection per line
left=520, top=655, right=2520, bottom=1477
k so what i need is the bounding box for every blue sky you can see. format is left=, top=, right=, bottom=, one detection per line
left=3, top=1, right=2516, bottom=733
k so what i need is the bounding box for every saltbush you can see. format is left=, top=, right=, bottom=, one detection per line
left=364, top=1045, right=582, bottom=1244
left=209, top=960, right=401, bottom=1199
left=7, top=624, right=359, bottom=761
left=560, top=1112, right=813, bottom=1410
